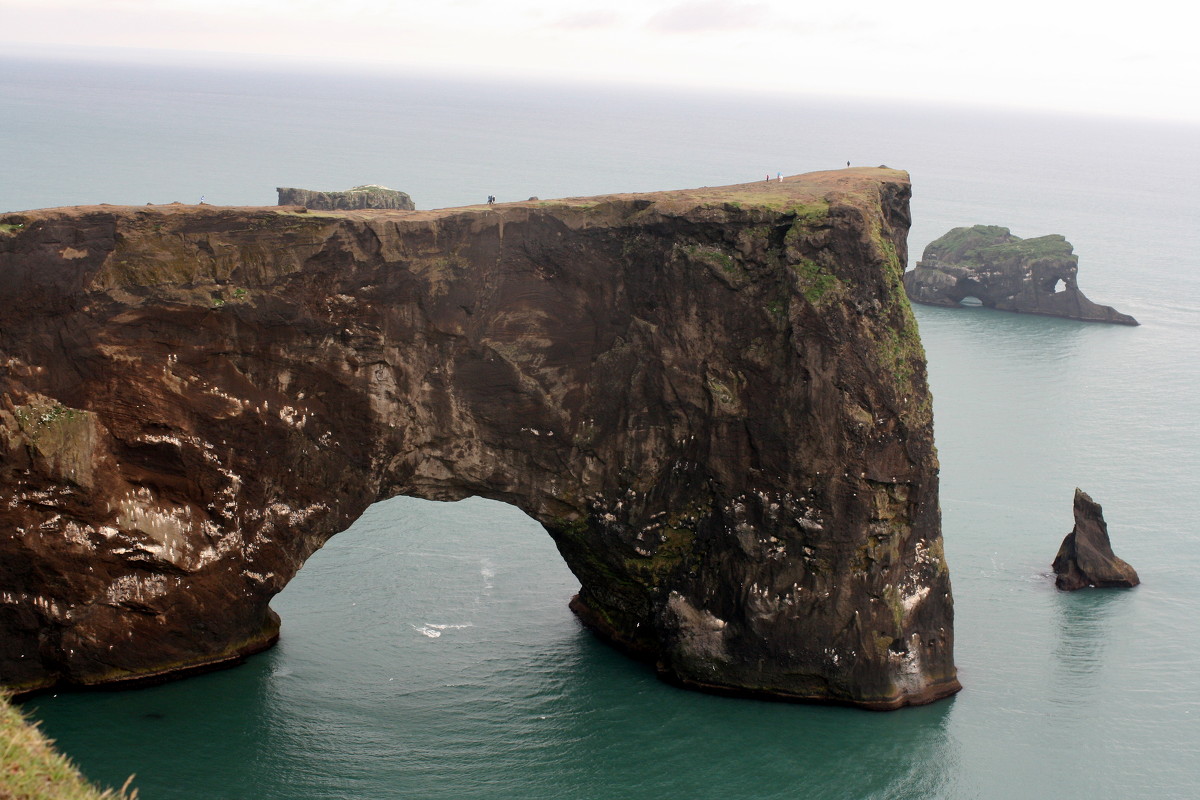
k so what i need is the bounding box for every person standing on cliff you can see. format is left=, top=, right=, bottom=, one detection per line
left=777, top=172, right=782, bottom=182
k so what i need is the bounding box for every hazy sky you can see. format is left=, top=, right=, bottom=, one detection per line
left=4, top=0, right=1198, bottom=122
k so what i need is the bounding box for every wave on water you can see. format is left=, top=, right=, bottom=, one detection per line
left=412, top=622, right=474, bottom=639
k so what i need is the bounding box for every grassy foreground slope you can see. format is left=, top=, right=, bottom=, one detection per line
left=0, top=695, right=135, bottom=800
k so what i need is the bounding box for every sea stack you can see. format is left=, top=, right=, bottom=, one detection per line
left=903, top=225, right=1138, bottom=325
left=276, top=184, right=415, bottom=211
left=1052, top=489, right=1140, bottom=590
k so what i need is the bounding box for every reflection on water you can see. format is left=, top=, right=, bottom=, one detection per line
left=1050, top=589, right=1126, bottom=708
left=20, top=652, right=285, bottom=798
left=517, top=640, right=964, bottom=800
left=915, top=304, right=1091, bottom=366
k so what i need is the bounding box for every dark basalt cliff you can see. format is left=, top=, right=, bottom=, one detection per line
left=0, top=168, right=959, bottom=710
left=277, top=184, right=415, bottom=211
left=1053, top=489, right=1139, bottom=590
left=904, top=225, right=1138, bottom=325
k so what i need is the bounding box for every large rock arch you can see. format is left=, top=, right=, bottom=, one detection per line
left=0, top=169, right=960, bottom=709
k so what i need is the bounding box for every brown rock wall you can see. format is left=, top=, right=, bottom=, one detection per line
left=0, top=169, right=959, bottom=708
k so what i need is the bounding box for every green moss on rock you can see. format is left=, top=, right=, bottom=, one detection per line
left=792, top=258, right=841, bottom=305
left=922, top=224, right=1076, bottom=270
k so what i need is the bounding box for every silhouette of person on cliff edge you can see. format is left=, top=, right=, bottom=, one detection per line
left=487, top=195, right=495, bottom=205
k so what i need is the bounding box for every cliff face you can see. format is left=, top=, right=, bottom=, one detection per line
left=276, top=184, right=415, bottom=211
left=0, top=169, right=960, bottom=710
left=904, top=225, right=1138, bottom=324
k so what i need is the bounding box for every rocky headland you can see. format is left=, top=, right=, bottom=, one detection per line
left=276, top=184, right=415, bottom=211
left=0, top=168, right=959, bottom=710
left=903, top=225, right=1138, bottom=324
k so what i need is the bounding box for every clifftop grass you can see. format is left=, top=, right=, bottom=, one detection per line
left=1, top=695, right=136, bottom=800
left=922, top=224, right=1076, bottom=267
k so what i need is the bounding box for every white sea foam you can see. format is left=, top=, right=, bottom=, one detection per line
left=412, top=622, right=472, bottom=638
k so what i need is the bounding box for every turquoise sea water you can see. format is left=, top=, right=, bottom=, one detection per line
left=6, top=54, right=1200, bottom=799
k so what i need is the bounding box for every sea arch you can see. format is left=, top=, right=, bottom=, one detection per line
left=0, top=169, right=960, bottom=709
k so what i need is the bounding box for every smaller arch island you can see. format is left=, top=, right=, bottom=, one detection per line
left=904, top=225, right=1138, bottom=325
left=0, top=168, right=959, bottom=710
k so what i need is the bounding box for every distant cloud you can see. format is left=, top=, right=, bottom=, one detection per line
left=552, top=9, right=623, bottom=30
left=646, top=1, right=772, bottom=34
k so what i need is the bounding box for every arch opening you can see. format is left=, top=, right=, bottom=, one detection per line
left=25, top=492, right=963, bottom=799
left=958, top=295, right=984, bottom=307
left=273, top=495, right=580, bottom=672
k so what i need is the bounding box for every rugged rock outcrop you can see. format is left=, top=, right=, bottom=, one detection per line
left=0, top=168, right=960, bottom=709
left=1052, top=489, right=1140, bottom=590
left=903, top=225, right=1137, bottom=324
left=276, top=184, right=415, bottom=211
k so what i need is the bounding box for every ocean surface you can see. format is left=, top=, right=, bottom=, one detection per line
left=5, top=54, right=1199, bottom=799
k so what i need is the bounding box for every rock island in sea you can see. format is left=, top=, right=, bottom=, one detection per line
left=1053, top=488, right=1140, bottom=590
left=903, top=224, right=1138, bottom=324
left=276, top=184, right=415, bottom=211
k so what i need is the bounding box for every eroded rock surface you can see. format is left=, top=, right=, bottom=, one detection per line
left=0, top=168, right=959, bottom=709
left=276, top=184, right=415, bottom=211
left=903, top=225, right=1137, bottom=324
left=1053, top=488, right=1140, bottom=590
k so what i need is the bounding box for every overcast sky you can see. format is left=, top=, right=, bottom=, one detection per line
left=4, top=0, right=1198, bottom=122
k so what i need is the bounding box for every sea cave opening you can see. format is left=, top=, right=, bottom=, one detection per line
left=958, top=295, right=984, bottom=307
left=244, top=494, right=644, bottom=794
left=269, top=494, right=584, bottom=691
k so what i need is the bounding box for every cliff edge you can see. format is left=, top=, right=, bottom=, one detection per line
left=0, top=168, right=959, bottom=710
